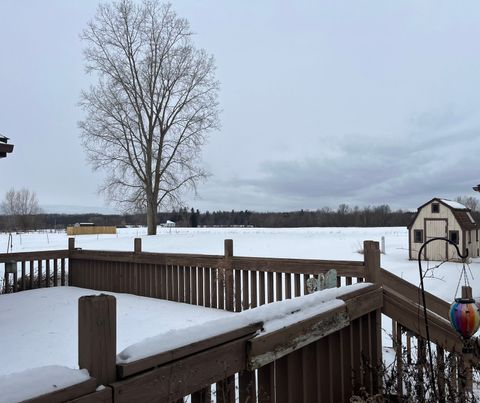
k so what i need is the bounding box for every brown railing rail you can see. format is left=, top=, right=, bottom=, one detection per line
left=381, top=268, right=450, bottom=319
left=67, top=238, right=368, bottom=313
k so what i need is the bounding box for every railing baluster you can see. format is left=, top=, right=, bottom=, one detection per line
left=191, top=266, right=197, bottom=305
left=61, top=258, right=66, bottom=286
left=29, top=260, right=34, bottom=289
left=211, top=268, right=217, bottom=308
left=198, top=267, right=204, bottom=306
left=242, top=270, right=249, bottom=310
left=250, top=270, right=257, bottom=308
left=239, top=370, right=256, bottom=403
left=21, top=261, right=26, bottom=290
left=179, top=265, right=185, bottom=303
left=234, top=269, right=241, bottom=312
left=275, top=272, right=282, bottom=302
left=45, top=259, right=50, bottom=287
left=37, top=260, right=42, bottom=288
left=294, top=273, right=300, bottom=297
left=285, top=272, right=292, bottom=299
left=204, top=267, right=211, bottom=308
left=53, top=259, right=58, bottom=286
left=259, top=271, right=265, bottom=306
left=396, top=323, right=403, bottom=396
left=267, top=272, right=274, bottom=303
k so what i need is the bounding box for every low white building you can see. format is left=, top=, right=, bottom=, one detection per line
left=408, top=198, right=479, bottom=261
left=160, top=220, right=176, bottom=228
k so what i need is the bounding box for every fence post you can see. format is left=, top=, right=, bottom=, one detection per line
left=78, top=294, right=116, bottom=386
left=68, top=237, right=75, bottom=251
left=134, top=238, right=142, bottom=253
left=224, top=239, right=234, bottom=312
left=363, top=240, right=382, bottom=394
left=364, top=240, right=380, bottom=284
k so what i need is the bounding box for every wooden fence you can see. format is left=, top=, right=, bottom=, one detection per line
left=0, top=238, right=478, bottom=402
left=66, top=226, right=117, bottom=236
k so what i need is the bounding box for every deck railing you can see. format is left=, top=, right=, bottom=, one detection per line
left=1, top=237, right=478, bottom=402
left=67, top=238, right=371, bottom=312
left=0, top=249, right=68, bottom=292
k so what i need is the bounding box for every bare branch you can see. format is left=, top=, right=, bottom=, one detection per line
left=79, top=0, right=219, bottom=234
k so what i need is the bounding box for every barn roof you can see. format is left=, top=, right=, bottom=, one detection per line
left=407, top=197, right=478, bottom=230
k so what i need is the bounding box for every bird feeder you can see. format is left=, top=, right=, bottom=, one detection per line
left=449, top=286, right=480, bottom=353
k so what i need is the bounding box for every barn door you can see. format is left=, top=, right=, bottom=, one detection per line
left=425, top=219, right=447, bottom=261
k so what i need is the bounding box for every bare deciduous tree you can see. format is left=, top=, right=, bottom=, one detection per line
left=1, top=188, right=42, bottom=231
left=455, top=196, right=479, bottom=212
left=79, top=0, right=220, bottom=235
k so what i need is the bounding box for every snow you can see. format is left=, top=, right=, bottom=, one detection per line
left=0, top=366, right=90, bottom=403
left=118, top=283, right=369, bottom=363
left=440, top=199, right=468, bottom=209
left=0, top=286, right=233, bottom=376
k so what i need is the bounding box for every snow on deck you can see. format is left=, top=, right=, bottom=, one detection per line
left=0, top=366, right=90, bottom=403
left=0, top=287, right=233, bottom=377
left=0, top=282, right=370, bottom=375
left=118, top=283, right=370, bottom=363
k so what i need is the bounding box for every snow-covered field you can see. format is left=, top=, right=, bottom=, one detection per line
left=0, top=226, right=479, bottom=399
left=2, top=226, right=479, bottom=302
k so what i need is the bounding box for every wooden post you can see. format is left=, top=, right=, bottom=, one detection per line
left=364, top=240, right=380, bottom=284
left=224, top=239, right=234, bottom=312
left=68, top=237, right=75, bottom=251
left=134, top=238, right=142, bottom=253
left=78, top=294, right=116, bottom=386
left=364, top=240, right=382, bottom=394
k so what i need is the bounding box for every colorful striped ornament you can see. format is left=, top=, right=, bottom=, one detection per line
left=449, top=298, right=480, bottom=339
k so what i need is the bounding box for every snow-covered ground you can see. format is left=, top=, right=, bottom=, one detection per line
left=2, top=226, right=478, bottom=302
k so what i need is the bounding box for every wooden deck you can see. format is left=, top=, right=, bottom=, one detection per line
left=0, top=238, right=478, bottom=402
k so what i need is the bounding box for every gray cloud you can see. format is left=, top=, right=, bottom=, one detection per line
left=2, top=1, right=480, bottom=213
left=215, top=120, right=480, bottom=211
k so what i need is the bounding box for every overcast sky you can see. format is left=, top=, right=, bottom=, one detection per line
left=1, top=0, right=480, bottom=213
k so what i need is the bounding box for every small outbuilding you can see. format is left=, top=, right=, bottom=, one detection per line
left=408, top=197, right=480, bottom=261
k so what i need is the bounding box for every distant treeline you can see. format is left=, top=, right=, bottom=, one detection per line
left=189, top=205, right=415, bottom=228
left=0, top=204, right=429, bottom=232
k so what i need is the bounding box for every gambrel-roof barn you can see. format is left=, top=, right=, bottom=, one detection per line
left=408, top=197, right=480, bottom=261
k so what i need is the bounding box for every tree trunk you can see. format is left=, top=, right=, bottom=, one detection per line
left=146, top=201, right=157, bottom=235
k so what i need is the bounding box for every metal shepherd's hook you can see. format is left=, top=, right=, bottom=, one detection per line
left=417, top=237, right=468, bottom=401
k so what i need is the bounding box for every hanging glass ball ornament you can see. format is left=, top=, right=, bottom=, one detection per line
left=449, top=297, right=480, bottom=339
